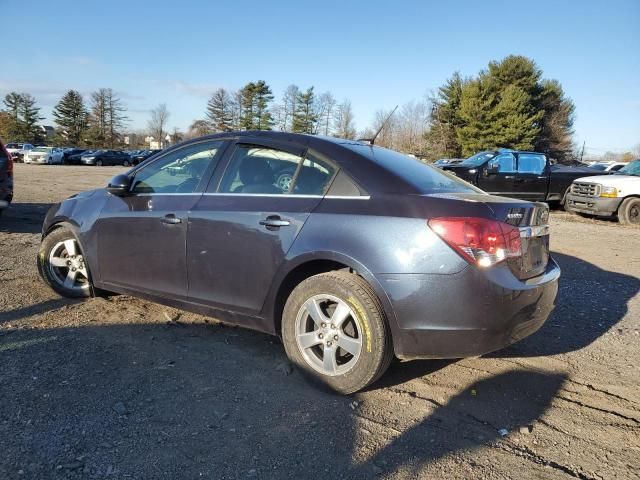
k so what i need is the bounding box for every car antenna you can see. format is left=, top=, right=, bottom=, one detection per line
left=358, top=105, right=398, bottom=145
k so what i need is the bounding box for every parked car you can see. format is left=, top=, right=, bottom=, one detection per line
left=38, top=132, right=560, bottom=394
left=588, top=161, right=627, bottom=173
left=441, top=149, right=601, bottom=207
left=0, top=140, right=13, bottom=216
left=81, top=150, right=132, bottom=166
left=433, top=158, right=464, bottom=167
left=62, top=148, right=87, bottom=164
left=24, top=147, right=64, bottom=164
left=566, top=159, right=640, bottom=224
left=67, top=149, right=93, bottom=165
left=5, top=142, right=34, bottom=162
left=129, top=149, right=162, bottom=165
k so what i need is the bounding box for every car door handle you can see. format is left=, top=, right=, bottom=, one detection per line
left=161, top=214, right=182, bottom=225
left=259, top=216, right=290, bottom=228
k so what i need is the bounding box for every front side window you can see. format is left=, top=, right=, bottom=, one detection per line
left=517, top=154, right=546, bottom=174
left=489, top=153, right=516, bottom=173
left=218, top=145, right=303, bottom=194
left=131, top=140, right=223, bottom=194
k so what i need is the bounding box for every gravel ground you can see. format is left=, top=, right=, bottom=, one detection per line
left=1, top=164, right=639, bottom=480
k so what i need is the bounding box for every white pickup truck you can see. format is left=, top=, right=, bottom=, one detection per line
left=566, top=159, right=640, bottom=225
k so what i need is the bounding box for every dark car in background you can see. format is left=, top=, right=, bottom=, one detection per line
left=62, top=148, right=87, bottom=164
left=130, top=149, right=162, bottom=165
left=0, top=140, right=14, bottom=216
left=81, top=150, right=132, bottom=166
left=38, top=132, right=559, bottom=393
left=441, top=150, right=601, bottom=207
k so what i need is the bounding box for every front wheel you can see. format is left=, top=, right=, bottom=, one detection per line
left=123, top=159, right=130, bottom=167
left=38, top=227, right=92, bottom=298
left=96, top=159, right=103, bottom=166
left=619, top=197, right=640, bottom=225
left=282, top=271, right=393, bottom=394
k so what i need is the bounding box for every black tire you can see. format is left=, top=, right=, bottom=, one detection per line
left=123, top=160, right=130, bottom=167
left=96, top=159, right=103, bottom=166
left=37, top=227, right=92, bottom=298
left=618, top=197, right=640, bottom=225
left=282, top=271, right=393, bottom=394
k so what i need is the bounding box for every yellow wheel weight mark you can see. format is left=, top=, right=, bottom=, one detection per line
left=347, top=296, right=372, bottom=353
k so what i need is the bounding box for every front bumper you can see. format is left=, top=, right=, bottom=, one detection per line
left=26, top=157, right=46, bottom=164
left=379, top=258, right=561, bottom=359
left=565, top=194, right=622, bottom=217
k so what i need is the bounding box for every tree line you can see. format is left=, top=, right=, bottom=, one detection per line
left=0, top=56, right=584, bottom=161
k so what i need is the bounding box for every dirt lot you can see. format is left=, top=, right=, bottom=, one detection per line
left=1, top=164, right=639, bottom=480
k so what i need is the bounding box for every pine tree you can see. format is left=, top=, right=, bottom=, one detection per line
left=425, top=72, right=464, bottom=158
left=239, top=81, right=273, bottom=130
left=292, top=87, right=317, bottom=133
left=535, top=79, right=575, bottom=160
left=53, top=90, right=88, bottom=145
left=3, top=92, right=24, bottom=140
left=206, top=88, right=234, bottom=132
left=19, top=94, right=44, bottom=144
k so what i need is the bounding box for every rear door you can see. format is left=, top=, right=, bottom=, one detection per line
left=186, top=139, right=337, bottom=315
left=94, top=140, right=226, bottom=298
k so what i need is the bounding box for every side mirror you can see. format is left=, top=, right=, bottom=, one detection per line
left=107, top=174, right=131, bottom=196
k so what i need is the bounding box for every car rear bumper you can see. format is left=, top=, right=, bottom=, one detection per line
left=378, top=258, right=560, bottom=359
left=565, top=194, right=621, bottom=217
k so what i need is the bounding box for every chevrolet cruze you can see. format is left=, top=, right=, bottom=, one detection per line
left=38, top=132, right=560, bottom=393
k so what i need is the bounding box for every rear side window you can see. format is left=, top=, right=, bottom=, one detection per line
left=218, top=145, right=303, bottom=194
left=292, top=152, right=336, bottom=195
left=518, top=154, right=546, bottom=174
left=342, top=144, right=481, bottom=194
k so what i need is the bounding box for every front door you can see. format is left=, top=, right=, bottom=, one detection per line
left=187, top=141, right=337, bottom=315
left=478, top=152, right=518, bottom=197
left=94, top=140, right=226, bottom=298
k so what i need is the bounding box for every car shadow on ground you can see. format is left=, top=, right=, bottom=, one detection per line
left=0, top=311, right=567, bottom=479
left=492, top=251, right=639, bottom=358
left=0, top=202, right=52, bottom=234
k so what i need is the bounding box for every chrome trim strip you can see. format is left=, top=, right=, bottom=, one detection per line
left=519, top=225, right=549, bottom=238
left=127, top=193, right=371, bottom=200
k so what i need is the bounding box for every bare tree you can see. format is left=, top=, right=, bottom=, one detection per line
left=279, top=84, right=299, bottom=132
left=333, top=100, right=357, bottom=139
left=148, top=103, right=170, bottom=147
left=315, top=92, right=336, bottom=135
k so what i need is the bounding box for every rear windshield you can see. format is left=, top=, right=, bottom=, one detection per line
left=343, top=144, right=483, bottom=194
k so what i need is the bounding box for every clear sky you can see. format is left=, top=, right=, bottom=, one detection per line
left=2, top=0, right=638, bottom=154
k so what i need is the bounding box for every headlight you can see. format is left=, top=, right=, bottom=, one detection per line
left=84, top=156, right=95, bottom=160
left=468, top=169, right=477, bottom=174
left=600, top=186, right=618, bottom=198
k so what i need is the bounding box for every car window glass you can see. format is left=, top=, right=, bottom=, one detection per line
left=292, top=152, right=336, bottom=195
left=218, top=145, right=303, bottom=194
left=131, top=141, right=223, bottom=194
left=489, top=154, right=516, bottom=173
left=518, top=154, right=546, bottom=174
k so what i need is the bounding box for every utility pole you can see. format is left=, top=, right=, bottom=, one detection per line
left=580, top=141, right=586, bottom=163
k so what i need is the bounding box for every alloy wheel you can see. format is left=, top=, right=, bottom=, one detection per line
left=48, top=239, right=90, bottom=292
left=295, top=294, right=363, bottom=376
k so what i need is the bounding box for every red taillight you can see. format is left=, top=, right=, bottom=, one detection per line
left=428, top=217, right=522, bottom=267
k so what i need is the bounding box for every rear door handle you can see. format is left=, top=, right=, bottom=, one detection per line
left=259, top=215, right=290, bottom=228
left=161, top=214, right=182, bottom=225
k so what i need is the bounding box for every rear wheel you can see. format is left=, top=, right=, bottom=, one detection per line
left=38, top=227, right=92, bottom=298
left=282, top=271, right=393, bottom=394
left=619, top=197, right=640, bottom=225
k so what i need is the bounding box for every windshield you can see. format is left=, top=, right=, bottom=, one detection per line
left=460, top=151, right=497, bottom=167
left=615, top=160, right=640, bottom=176
left=343, top=144, right=483, bottom=194
left=32, top=147, right=51, bottom=153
